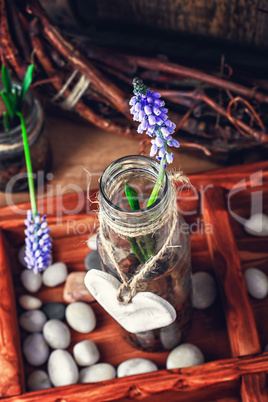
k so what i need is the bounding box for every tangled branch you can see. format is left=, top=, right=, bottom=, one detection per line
left=0, top=0, right=267, bottom=158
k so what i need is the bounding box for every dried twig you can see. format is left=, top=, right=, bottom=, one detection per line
left=27, top=0, right=132, bottom=121
left=0, top=0, right=26, bottom=80
left=227, top=96, right=266, bottom=138
left=127, top=55, right=268, bottom=104
left=160, top=89, right=268, bottom=143
left=28, top=19, right=138, bottom=139
left=8, top=0, right=32, bottom=63
left=0, top=0, right=267, bottom=157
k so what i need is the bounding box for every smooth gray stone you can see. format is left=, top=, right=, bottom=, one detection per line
left=42, top=302, right=66, bottom=321
left=192, top=271, right=217, bottom=309
left=244, top=213, right=268, bottom=237
left=18, top=245, right=27, bottom=267
left=87, top=234, right=97, bottom=250
left=19, top=295, right=42, bottom=310
left=23, top=334, right=49, bottom=366
left=27, top=370, right=52, bottom=391
left=48, top=350, right=79, bottom=387
left=244, top=268, right=268, bottom=299
left=19, top=310, right=47, bottom=333
left=20, top=269, right=42, bottom=293
left=73, top=340, right=100, bottom=366
left=42, top=262, right=68, bottom=287
left=160, top=321, right=182, bottom=350
left=117, top=358, right=157, bottom=378
left=43, top=319, right=71, bottom=349
left=84, top=250, right=102, bottom=272
left=65, top=302, right=96, bottom=333
left=166, top=343, right=204, bottom=369
left=79, top=363, right=116, bottom=383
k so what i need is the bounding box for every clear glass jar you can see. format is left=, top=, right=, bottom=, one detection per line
left=0, top=85, right=51, bottom=193
left=98, top=155, right=192, bottom=352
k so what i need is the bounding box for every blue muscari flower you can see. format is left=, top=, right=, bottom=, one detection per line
left=130, top=78, right=179, bottom=164
left=24, top=210, right=52, bottom=274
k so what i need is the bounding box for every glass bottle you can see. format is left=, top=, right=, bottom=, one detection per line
left=0, top=85, right=51, bottom=193
left=97, top=155, right=192, bottom=352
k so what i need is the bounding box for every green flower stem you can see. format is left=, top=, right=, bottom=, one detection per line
left=125, top=183, right=149, bottom=261
left=16, top=112, right=37, bottom=217
left=147, top=156, right=166, bottom=207
left=143, top=235, right=153, bottom=258
left=128, top=236, right=146, bottom=264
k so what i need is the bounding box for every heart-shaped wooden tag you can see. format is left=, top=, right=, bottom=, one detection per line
left=84, top=269, right=176, bottom=333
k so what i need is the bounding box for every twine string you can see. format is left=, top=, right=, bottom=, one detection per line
left=52, top=70, right=91, bottom=110
left=52, top=70, right=78, bottom=102
left=98, top=171, right=190, bottom=304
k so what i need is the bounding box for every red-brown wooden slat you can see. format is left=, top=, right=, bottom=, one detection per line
left=0, top=162, right=267, bottom=401
left=190, top=160, right=268, bottom=190
left=0, top=160, right=267, bottom=224
left=0, top=354, right=267, bottom=402
left=0, top=229, right=25, bottom=397
left=203, top=187, right=260, bottom=357
left=241, top=373, right=268, bottom=402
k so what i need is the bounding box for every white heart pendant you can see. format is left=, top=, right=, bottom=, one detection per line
left=84, top=269, right=176, bottom=334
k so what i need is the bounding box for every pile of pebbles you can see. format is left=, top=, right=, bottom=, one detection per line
left=17, top=217, right=268, bottom=392
left=18, top=255, right=114, bottom=390
left=18, top=236, right=205, bottom=391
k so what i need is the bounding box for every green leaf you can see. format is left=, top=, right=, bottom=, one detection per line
left=3, top=111, right=10, bottom=131
left=125, top=183, right=141, bottom=211
left=0, top=91, right=14, bottom=118
left=7, top=91, right=16, bottom=112
left=1, top=65, right=12, bottom=94
left=14, top=86, right=18, bottom=103
left=128, top=237, right=146, bottom=264
left=18, top=64, right=34, bottom=111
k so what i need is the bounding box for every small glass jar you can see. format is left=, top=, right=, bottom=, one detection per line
left=98, top=155, right=192, bottom=352
left=0, top=85, right=51, bottom=193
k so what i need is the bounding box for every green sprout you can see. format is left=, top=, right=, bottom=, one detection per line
left=1, top=64, right=34, bottom=131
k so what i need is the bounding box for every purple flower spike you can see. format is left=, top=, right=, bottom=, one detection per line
left=130, top=77, right=179, bottom=164
left=166, top=152, right=174, bottom=164
left=24, top=210, right=52, bottom=274
left=155, top=136, right=164, bottom=147
left=150, top=142, right=158, bottom=157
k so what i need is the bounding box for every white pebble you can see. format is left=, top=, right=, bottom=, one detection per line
left=65, top=302, right=96, bottom=333
left=27, top=370, right=52, bottom=391
left=18, top=245, right=27, bottom=267
left=87, top=234, right=97, bottom=250
left=73, top=340, right=100, bottom=366
left=19, top=294, right=42, bottom=310
left=117, top=358, right=157, bottom=378
left=166, top=343, right=204, bottom=369
left=244, top=268, right=268, bottom=299
left=79, top=363, right=116, bottom=383
left=192, top=272, right=217, bottom=309
left=43, top=319, right=71, bottom=349
left=160, top=321, right=182, bottom=350
left=21, top=269, right=42, bottom=293
left=244, top=213, right=268, bottom=237
left=19, top=310, right=47, bottom=332
left=42, top=262, right=68, bottom=287
left=23, top=334, right=49, bottom=366
left=48, top=350, right=79, bottom=387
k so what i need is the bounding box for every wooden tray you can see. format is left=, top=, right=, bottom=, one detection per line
left=0, top=161, right=268, bottom=402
